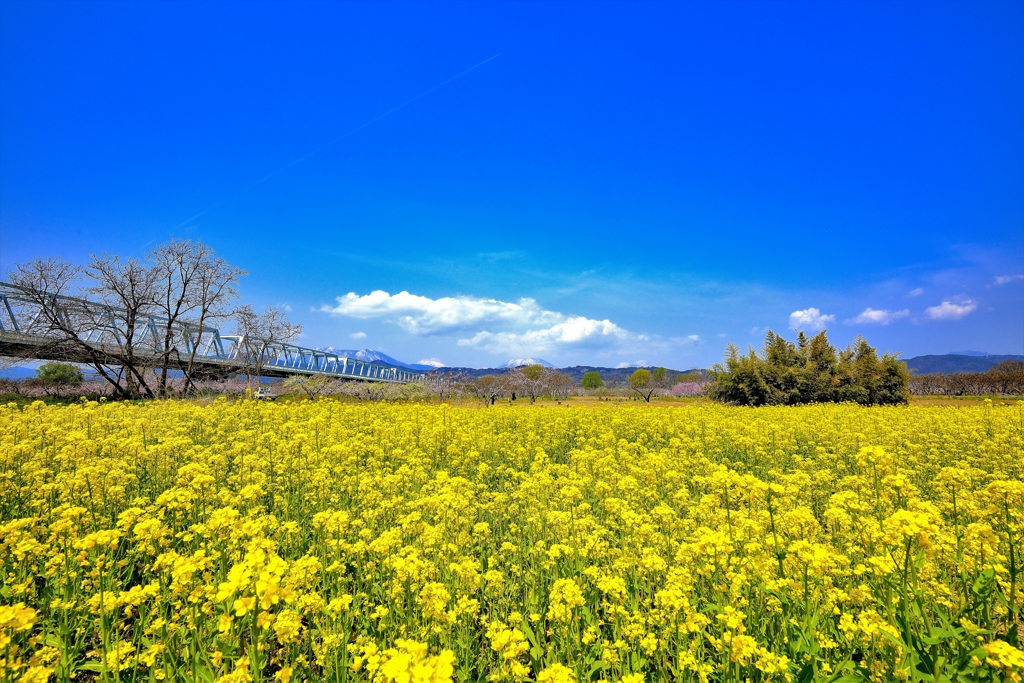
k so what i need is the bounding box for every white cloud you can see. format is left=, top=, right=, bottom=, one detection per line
left=845, top=308, right=910, bottom=325
left=457, top=316, right=630, bottom=354
left=320, top=290, right=560, bottom=335
left=908, top=288, right=924, bottom=297
left=925, top=299, right=977, bottom=320
left=789, top=308, right=835, bottom=331
left=349, top=331, right=367, bottom=340
left=322, top=290, right=636, bottom=355
left=670, top=334, right=701, bottom=346
left=994, top=274, right=1024, bottom=285
left=416, top=358, right=447, bottom=368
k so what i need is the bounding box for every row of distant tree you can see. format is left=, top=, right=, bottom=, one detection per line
left=281, top=364, right=709, bottom=404
left=1, top=360, right=713, bottom=404
left=908, top=361, right=1024, bottom=396
left=3, top=239, right=302, bottom=398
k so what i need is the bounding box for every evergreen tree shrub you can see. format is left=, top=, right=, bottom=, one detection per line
left=708, top=330, right=909, bottom=406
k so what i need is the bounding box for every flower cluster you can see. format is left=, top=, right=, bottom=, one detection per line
left=1, top=398, right=1022, bottom=682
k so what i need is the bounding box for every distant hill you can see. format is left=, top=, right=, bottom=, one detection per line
left=0, top=365, right=38, bottom=379
left=904, top=354, right=1024, bottom=374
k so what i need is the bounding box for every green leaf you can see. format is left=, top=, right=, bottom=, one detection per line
left=521, top=622, right=539, bottom=650
left=920, top=627, right=960, bottom=646
left=796, top=660, right=816, bottom=683
left=972, top=568, right=996, bottom=597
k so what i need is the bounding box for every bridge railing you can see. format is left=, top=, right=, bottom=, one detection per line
left=0, top=281, right=229, bottom=359
left=0, top=282, right=420, bottom=384
left=219, top=336, right=419, bottom=382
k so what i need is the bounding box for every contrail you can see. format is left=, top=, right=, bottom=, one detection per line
left=174, top=52, right=502, bottom=230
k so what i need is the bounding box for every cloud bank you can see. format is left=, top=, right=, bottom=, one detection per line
left=321, top=290, right=561, bottom=334
left=321, top=290, right=635, bottom=354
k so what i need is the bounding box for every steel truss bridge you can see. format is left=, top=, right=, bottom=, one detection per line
left=0, top=282, right=420, bottom=383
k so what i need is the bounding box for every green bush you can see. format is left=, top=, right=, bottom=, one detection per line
left=581, top=371, right=604, bottom=389
left=708, top=330, right=909, bottom=406
left=35, top=362, right=84, bottom=396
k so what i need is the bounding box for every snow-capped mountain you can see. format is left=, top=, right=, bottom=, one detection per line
left=416, top=359, right=447, bottom=368
left=316, top=348, right=435, bottom=372
left=502, top=358, right=554, bottom=368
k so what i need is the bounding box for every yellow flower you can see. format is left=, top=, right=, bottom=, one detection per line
left=376, top=640, right=456, bottom=683
left=546, top=579, right=585, bottom=623
left=17, top=666, right=55, bottom=683
left=537, top=663, right=576, bottom=683
left=983, top=641, right=1024, bottom=681
left=884, top=509, right=939, bottom=548
left=0, top=603, right=37, bottom=632
left=274, top=609, right=303, bottom=643
left=233, top=596, right=255, bottom=617
left=418, top=582, right=451, bottom=622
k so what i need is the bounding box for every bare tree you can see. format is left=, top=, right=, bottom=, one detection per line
left=282, top=373, right=335, bottom=400
left=233, top=304, right=303, bottom=389
left=990, top=361, right=1024, bottom=394
left=85, top=253, right=161, bottom=398
left=465, top=374, right=506, bottom=406
left=6, top=257, right=142, bottom=398
left=506, top=364, right=548, bottom=403
left=340, top=379, right=394, bottom=402
left=422, top=370, right=469, bottom=403
left=149, top=239, right=245, bottom=396
left=546, top=370, right=574, bottom=400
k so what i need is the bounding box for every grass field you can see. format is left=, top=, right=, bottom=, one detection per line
left=1, top=399, right=1022, bottom=682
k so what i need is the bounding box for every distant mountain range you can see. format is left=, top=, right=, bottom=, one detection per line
left=5, top=348, right=1021, bottom=380
left=903, top=354, right=1024, bottom=374
left=382, top=350, right=1024, bottom=378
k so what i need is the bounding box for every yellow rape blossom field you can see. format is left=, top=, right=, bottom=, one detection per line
left=2, top=399, right=1023, bottom=683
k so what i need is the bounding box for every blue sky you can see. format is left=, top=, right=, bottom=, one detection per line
left=2, top=0, right=1022, bottom=369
